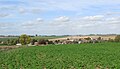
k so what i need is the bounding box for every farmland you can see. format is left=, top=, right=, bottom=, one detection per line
left=0, top=36, right=65, bottom=42
left=0, top=42, right=120, bottom=69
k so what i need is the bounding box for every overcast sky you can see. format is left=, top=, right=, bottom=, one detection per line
left=0, top=0, right=120, bottom=35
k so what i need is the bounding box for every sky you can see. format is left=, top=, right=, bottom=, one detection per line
left=0, top=0, right=120, bottom=35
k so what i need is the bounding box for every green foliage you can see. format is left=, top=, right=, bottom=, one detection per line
left=84, top=37, right=91, bottom=40
left=31, top=39, right=37, bottom=45
left=108, top=38, right=114, bottom=42
left=1, top=39, right=18, bottom=46
left=115, top=35, right=120, bottom=42
left=97, top=37, right=102, bottom=40
left=11, top=39, right=18, bottom=45
left=0, top=36, right=63, bottom=46
left=38, top=39, right=49, bottom=45
left=19, top=34, right=31, bottom=45
left=2, top=41, right=7, bottom=45
left=0, top=43, right=120, bottom=68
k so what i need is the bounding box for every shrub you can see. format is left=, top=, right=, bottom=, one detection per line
left=31, top=39, right=37, bottom=45
left=38, top=39, right=48, bottom=45
left=108, top=38, right=114, bottom=42
left=48, top=41, right=54, bottom=44
left=115, top=35, right=120, bottom=42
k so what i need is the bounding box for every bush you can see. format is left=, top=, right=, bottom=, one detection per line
left=11, top=39, right=18, bottom=45
left=48, top=41, right=54, bottom=44
left=4, top=39, right=18, bottom=45
left=38, top=39, right=48, bottom=45
left=84, top=37, right=91, bottom=40
left=2, top=41, right=7, bottom=45
left=31, top=39, right=37, bottom=45
left=108, top=38, right=114, bottom=42
left=115, top=35, right=120, bottom=42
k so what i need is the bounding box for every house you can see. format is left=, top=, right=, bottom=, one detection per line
left=34, top=42, right=39, bottom=46
left=16, top=43, right=22, bottom=46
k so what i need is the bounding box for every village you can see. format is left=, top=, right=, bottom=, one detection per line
left=29, top=35, right=116, bottom=46
left=0, top=35, right=117, bottom=47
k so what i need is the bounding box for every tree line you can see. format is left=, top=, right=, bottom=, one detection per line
left=0, top=34, right=53, bottom=46
left=0, top=34, right=120, bottom=46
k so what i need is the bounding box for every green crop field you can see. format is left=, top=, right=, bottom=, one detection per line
left=0, top=42, right=120, bottom=69
left=0, top=36, right=65, bottom=42
left=31, top=36, right=65, bottom=40
left=0, top=37, right=17, bottom=42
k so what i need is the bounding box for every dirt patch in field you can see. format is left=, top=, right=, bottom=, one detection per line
left=0, top=46, right=20, bottom=51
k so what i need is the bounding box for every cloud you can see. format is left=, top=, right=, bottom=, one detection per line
left=18, top=7, right=26, bottom=14
left=1, top=13, right=120, bottom=35
left=22, top=18, right=44, bottom=28
left=106, top=17, right=120, bottom=21
left=0, top=23, right=8, bottom=28
left=0, top=22, right=15, bottom=29
left=82, top=15, right=104, bottom=21
left=49, top=16, right=70, bottom=26
left=106, top=12, right=120, bottom=16
left=17, top=7, right=44, bottom=14
left=48, top=14, right=120, bottom=32
left=30, top=8, right=43, bottom=13
left=0, top=6, right=16, bottom=11
left=105, top=17, right=120, bottom=24
left=25, top=0, right=120, bottom=12
left=0, top=13, right=11, bottom=18
left=36, top=18, right=43, bottom=22
left=0, top=1, right=25, bottom=5
left=0, top=0, right=120, bottom=35
left=54, top=16, right=70, bottom=22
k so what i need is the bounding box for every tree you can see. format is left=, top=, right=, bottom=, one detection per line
left=7, top=39, right=10, bottom=45
left=115, top=35, right=120, bottom=42
left=19, top=34, right=31, bottom=45
left=35, top=34, right=38, bottom=37
left=97, top=37, right=102, bottom=40
left=48, top=41, right=54, bottom=44
left=11, top=39, right=18, bottom=45
left=31, top=39, right=37, bottom=45
left=38, top=39, right=48, bottom=45
left=97, top=37, right=102, bottom=43
left=84, top=37, right=91, bottom=40
left=108, top=38, right=114, bottom=42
